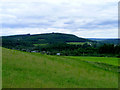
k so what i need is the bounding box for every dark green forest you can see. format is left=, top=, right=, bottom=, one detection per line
left=1, top=33, right=120, bottom=57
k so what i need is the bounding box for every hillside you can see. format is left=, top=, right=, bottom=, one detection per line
left=88, top=38, right=120, bottom=45
left=2, top=33, right=94, bottom=54
left=2, top=33, right=92, bottom=46
left=99, top=39, right=120, bottom=45
left=2, top=33, right=120, bottom=57
left=2, top=48, right=118, bottom=88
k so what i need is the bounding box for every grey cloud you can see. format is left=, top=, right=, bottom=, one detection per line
left=1, top=0, right=118, bottom=38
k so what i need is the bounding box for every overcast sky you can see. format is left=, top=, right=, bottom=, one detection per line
left=0, top=0, right=119, bottom=38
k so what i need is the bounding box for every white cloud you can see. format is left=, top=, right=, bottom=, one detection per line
left=74, top=28, right=118, bottom=38
left=0, top=0, right=119, bottom=38
left=1, top=27, right=118, bottom=38
left=1, top=27, right=72, bottom=36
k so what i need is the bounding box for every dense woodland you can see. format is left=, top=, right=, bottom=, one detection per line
left=1, top=33, right=120, bottom=57
left=33, top=43, right=120, bottom=57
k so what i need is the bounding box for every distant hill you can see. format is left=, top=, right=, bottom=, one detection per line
left=88, top=38, right=120, bottom=45
left=1, top=33, right=94, bottom=51
left=88, top=38, right=111, bottom=41
left=2, top=33, right=93, bottom=46
left=99, top=39, right=120, bottom=45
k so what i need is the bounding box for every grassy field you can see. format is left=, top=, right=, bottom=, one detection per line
left=67, top=42, right=91, bottom=45
left=2, top=48, right=118, bottom=88
left=33, top=43, right=48, bottom=47
left=68, top=56, right=119, bottom=66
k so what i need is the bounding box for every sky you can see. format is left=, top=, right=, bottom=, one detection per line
left=0, top=0, right=119, bottom=38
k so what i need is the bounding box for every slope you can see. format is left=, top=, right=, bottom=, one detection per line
left=2, top=33, right=93, bottom=48
left=2, top=48, right=118, bottom=88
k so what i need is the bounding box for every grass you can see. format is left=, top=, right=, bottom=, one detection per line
left=68, top=56, right=119, bottom=66
left=2, top=48, right=118, bottom=88
left=33, top=43, right=48, bottom=46
left=67, top=42, right=91, bottom=45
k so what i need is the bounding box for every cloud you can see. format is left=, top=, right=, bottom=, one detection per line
left=1, top=0, right=119, bottom=38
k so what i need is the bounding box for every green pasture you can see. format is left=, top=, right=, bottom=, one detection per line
left=33, top=43, right=48, bottom=46
left=2, top=48, right=118, bottom=88
left=68, top=56, right=119, bottom=66
left=67, top=42, right=91, bottom=45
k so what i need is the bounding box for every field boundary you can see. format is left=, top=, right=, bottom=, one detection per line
left=81, top=60, right=119, bottom=73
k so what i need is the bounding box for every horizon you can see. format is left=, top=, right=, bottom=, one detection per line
left=1, top=32, right=118, bottom=39
left=0, top=0, right=118, bottom=38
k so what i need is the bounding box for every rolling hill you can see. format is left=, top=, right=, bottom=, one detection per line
left=99, top=39, right=120, bottom=45
left=1, top=33, right=94, bottom=53
left=88, top=38, right=120, bottom=45
left=2, top=33, right=93, bottom=46
left=2, top=48, right=118, bottom=88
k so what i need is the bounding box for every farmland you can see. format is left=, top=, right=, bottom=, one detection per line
left=2, top=33, right=120, bottom=57
left=68, top=56, right=119, bottom=66
left=33, top=43, right=48, bottom=47
left=67, top=42, right=91, bottom=45
left=2, top=48, right=118, bottom=88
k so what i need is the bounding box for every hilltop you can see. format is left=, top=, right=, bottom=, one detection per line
left=2, top=33, right=120, bottom=57
left=2, top=33, right=92, bottom=44
left=2, top=33, right=93, bottom=51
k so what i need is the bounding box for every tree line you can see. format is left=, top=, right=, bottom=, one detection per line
left=2, top=37, right=120, bottom=57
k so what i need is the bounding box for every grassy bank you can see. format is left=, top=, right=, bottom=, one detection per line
left=2, top=48, right=118, bottom=88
